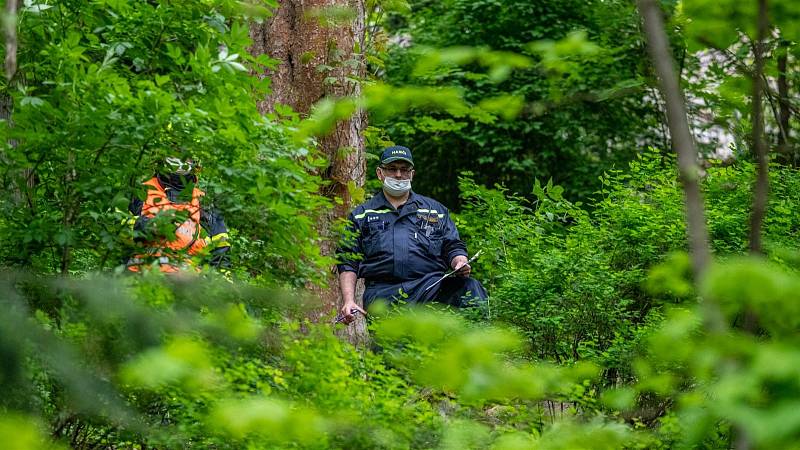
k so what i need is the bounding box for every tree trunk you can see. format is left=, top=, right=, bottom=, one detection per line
left=637, top=0, right=723, bottom=333
left=4, top=0, right=17, bottom=81
left=637, top=0, right=711, bottom=279
left=748, top=0, right=769, bottom=256
left=0, top=0, right=34, bottom=264
left=250, top=0, right=369, bottom=345
left=776, top=41, right=792, bottom=163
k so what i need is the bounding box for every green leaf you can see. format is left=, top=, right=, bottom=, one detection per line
left=20, top=96, right=44, bottom=107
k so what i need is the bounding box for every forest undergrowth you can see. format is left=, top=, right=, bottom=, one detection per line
left=5, top=153, right=800, bottom=449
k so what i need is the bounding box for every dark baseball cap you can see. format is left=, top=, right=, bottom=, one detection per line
left=380, top=145, right=414, bottom=166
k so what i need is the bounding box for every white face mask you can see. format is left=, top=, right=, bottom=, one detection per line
left=383, top=176, right=412, bottom=197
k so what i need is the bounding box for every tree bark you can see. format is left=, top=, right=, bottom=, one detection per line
left=776, top=40, right=791, bottom=163
left=4, top=0, right=17, bottom=81
left=0, top=0, right=31, bottom=244
left=748, top=0, right=769, bottom=256
left=637, top=0, right=722, bottom=332
left=250, top=0, right=369, bottom=345
left=61, top=151, right=77, bottom=274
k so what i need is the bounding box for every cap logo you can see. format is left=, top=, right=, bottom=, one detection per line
left=392, top=150, right=405, bottom=155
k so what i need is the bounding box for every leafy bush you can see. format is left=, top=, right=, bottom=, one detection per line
left=1, top=272, right=635, bottom=449
left=376, top=0, right=664, bottom=207
left=0, top=0, right=329, bottom=284
left=5, top=225, right=800, bottom=449
left=457, top=151, right=800, bottom=375
left=3, top=1, right=800, bottom=449
left=620, top=256, right=800, bottom=448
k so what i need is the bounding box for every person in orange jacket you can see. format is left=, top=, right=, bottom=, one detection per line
left=125, top=155, right=230, bottom=273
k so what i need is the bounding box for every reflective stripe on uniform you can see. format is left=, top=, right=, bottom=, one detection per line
left=210, top=232, right=230, bottom=248
left=354, top=209, right=393, bottom=219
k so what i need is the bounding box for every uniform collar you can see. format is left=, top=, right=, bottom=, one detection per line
left=369, top=189, right=419, bottom=209
left=371, top=190, right=420, bottom=211
left=156, top=172, right=197, bottom=192
left=405, top=191, right=421, bottom=207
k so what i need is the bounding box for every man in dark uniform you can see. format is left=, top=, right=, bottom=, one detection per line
left=336, top=145, right=487, bottom=323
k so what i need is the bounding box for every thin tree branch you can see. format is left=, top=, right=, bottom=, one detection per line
left=637, top=0, right=711, bottom=277
left=637, top=0, right=723, bottom=332
left=763, top=81, right=789, bottom=156
left=697, top=35, right=800, bottom=120
left=748, top=0, right=769, bottom=256
left=61, top=151, right=77, bottom=274
left=776, top=41, right=792, bottom=162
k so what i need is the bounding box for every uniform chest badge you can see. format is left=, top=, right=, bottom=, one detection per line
left=416, top=212, right=439, bottom=223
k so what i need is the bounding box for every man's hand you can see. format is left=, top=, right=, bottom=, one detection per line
left=337, top=271, right=363, bottom=325
left=339, top=299, right=366, bottom=324
left=450, top=255, right=471, bottom=278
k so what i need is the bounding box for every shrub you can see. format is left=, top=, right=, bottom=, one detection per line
left=457, top=151, right=800, bottom=375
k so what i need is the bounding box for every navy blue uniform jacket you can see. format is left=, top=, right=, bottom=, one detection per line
left=337, top=191, right=468, bottom=304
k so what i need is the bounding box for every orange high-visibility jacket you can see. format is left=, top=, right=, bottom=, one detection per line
left=127, top=177, right=209, bottom=273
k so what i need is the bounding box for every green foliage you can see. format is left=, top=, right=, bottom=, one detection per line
left=374, top=0, right=664, bottom=207
left=0, top=0, right=329, bottom=283
left=624, top=256, right=800, bottom=448
left=457, top=152, right=800, bottom=373
left=681, top=0, right=800, bottom=49
left=676, top=0, right=800, bottom=162
left=17, top=255, right=800, bottom=449
left=1, top=272, right=641, bottom=449
left=3, top=1, right=800, bottom=449
left=0, top=414, right=66, bottom=450
left=5, top=152, right=800, bottom=449
left=452, top=152, right=800, bottom=447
